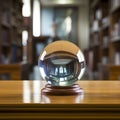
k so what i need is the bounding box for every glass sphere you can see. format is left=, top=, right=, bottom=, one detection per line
left=38, top=40, right=85, bottom=86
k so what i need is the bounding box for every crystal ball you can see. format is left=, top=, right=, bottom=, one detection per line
left=38, top=40, right=86, bottom=86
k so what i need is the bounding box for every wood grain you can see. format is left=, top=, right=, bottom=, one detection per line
left=0, top=80, right=120, bottom=119
left=0, top=80, right=120, bottom=104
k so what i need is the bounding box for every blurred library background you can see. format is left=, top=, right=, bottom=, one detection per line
left=0, top=0, right=120, bottom=80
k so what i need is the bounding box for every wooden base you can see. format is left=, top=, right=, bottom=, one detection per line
left=41, top=84, right=84, bottom=96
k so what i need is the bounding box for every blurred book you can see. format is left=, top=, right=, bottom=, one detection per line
left=115, top=52, right=120, bottom=65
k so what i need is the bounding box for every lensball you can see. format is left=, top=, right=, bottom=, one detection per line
left=38, top=40, right=85, bottom=87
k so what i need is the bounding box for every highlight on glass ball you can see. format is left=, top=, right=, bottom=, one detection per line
left=38, top=40, right=86, bottom=87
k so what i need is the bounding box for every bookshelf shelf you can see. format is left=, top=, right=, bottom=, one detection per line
left=0, top=0, right=29, bottom=80
left=1, top=22, right=11, bottom=28
left=101, top=25, right=109, bottom=30
left=0, top=0, right=25, bottom=80
left=85, top=0, right=120, bottom=80
left=110, top=4, right=120, bottom=13
left=111, top=36, right=120, bottom=42
left=91, top=0, right=100, bottom=8
left=1, top=43, right=11, bottom=47
left=102, top=46, right=109, bottom=50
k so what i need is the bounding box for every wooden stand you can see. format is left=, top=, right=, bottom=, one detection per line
left=41, top=84, right=84, bottom=96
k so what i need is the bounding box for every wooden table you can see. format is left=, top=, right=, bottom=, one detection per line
left=0, top=80, right=120, bottom=119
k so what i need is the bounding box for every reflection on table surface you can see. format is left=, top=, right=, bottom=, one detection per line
left=23, top=80, right=84, bottom=104
left=0, top=80, right=120, bottom=104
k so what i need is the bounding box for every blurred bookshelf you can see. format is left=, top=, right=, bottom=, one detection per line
left=85, top=0, right=120, bottom=80
left=0, top=0, right=29, bottom=80
left=0, top=0, right=23, bottom=64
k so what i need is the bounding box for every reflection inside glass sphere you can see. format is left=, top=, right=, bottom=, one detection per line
left=38, top=41, right=85, bottom=86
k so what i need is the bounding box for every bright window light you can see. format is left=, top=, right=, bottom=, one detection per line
left=64, top=16, right=72, bottom=34
left=22, top=0, right=31, bottom=17
left=22, top=30, right=28, bottom=46
left=59, top=66, right=64, bottom=74
left=33, top=0, right=41, bottom=37
left=57, top=0, right=74, bottom=4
